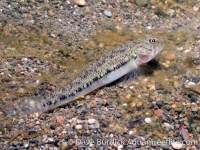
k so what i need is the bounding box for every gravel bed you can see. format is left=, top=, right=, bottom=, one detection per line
left=0, top=0, right=200, bottom=149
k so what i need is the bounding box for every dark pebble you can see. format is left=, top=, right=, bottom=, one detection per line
left=129, top=118, right=145, bottom=127
left=180, top=77, right=187, bottom=82
left=37, top=0, right=44, bottom=3
left=156, top=101, right=164, bottom=108
left=164, top=105, right=172, bottom=111
left=50, top=123, right=57, bottom=130
left=188, top=94, right=198, bottom=103
left=29, top=140, right=39, bottom=145
left=191, top=77, right=199, bottom=83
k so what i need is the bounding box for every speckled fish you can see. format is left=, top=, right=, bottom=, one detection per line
left=22, top=36, right=164, bottom=114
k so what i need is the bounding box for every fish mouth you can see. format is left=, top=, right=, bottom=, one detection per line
left=139, top=54, right=152, bottom=63
left=139, top=44, right=164, bottom=63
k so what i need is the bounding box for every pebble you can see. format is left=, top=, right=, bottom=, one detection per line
left=24, top=142, right=29, bottom=148
left=117, top=145, right=123, bottom=150
left=74, top=0, right=86, bottom=6
left=187, top=82, right=195, bottom=85
left=163, top=122, right=171, bottom=129
left=166, top=54, right=176, bottom=61
left=193, top=6, right=199, bottom=12
left=144, top=117, right=151, bottom=124
left=136, top=102, right=143, bottom=108
left=36, top=121, right=40, bottom=125
left=135, top=0, right=148, bottom=7
left=60, top=141, right=70, bottom=150
left=191, top=105, right=198, bottom=112
left=129, top=86, right=134, bottom=89
left=56, top=116, right=65, bottom=125
left=129, top=131, right=133, bottom=135
left=88, top=118, right=96, bottom=124
left=171, top=142, right=183, bottom=149
left=85, top=95, right=91, bottom=100
left=75, top=124, right=82, bottom=130
left=103, top=10, right=112, bottom=17
left=12, top=140, right=19, bottom=146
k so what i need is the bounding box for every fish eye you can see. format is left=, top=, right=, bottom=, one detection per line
left=133, top=55, right=137, bottom=59
left=149, top=38, right=156, bottom=43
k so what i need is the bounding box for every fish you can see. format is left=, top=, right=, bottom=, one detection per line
left=21, top=35, right=164, bottom=114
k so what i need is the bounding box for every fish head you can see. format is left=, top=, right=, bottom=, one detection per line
left=133, top=36, right=164, bottom=65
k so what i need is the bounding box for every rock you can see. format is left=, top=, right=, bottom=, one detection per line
left=12, top=140, right=19, bottom=146
left=193, top=6, right=199, bottom=12
left=56, top=116, right=65, bottom=125
left=163, top=122, right=171, bottom=130
left=166, top=9, right=176, bottom=17
left=60, top=141, right=70, bottom=150
left=36, top=121, right=40, bottom=125
left=166, top=54, right=176, bottom=61
left=191, top=105, right=198, bottom=112
left=48, top=9, right=55, bottom=17
left=103, top=10, right=112, bottom=17
left=188, top=95, right=198, bottom=103
left=75, top=124, right=82, bottom=130
left=37, top=0, right=44, bottom=3
left=144, top=117, right=151, bottom=124
left=85, top=95, right=91, bottom=100
left=17, top=88, right=25, bottom=95
left=171, top=142, right=183, bottom=149
left=88, top=118, right=96, bottom=124
left=117, top=145, right=123, bottom=150
left=74, top=0, right=86, bottom=6
left=24, top=142, right=29, bottom=148
left=191, top=77, right=199, bottom=83
left=135, top=0, right=148, bottom=7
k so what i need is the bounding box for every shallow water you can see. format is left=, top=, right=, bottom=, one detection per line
left=0, top=0, right=200, bottom=149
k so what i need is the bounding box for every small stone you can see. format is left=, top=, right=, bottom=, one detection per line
left=171, top=142, right=183, bottom=149
left=191, top=105, right=199, bottom=112
left=103, top=10, right=112, bottom=17
left=129, top=131, right=133, bottom=135
left=155, top=109, right=163, bottom=116
left=146, top=26, right=151, bottom=29
left=88, top=118, right=96, bottom=124
left=126, top=94, right=132, bottom=100
left=191, top=77, right=199, bottom=83
left=37, top=0, right=44, bottom=3
left=117, top=145, right=123, bottom=150
left=24, top=142, right=29, bottom=148
left=129, top=86, right=134, bottom=89
left=74, top=0, right=86, bottom=6
left=17, top=88, right=25, bottom=95
left=36, top=121, right=40, bottom=125
left=56, top=116, right=65, bottom=125
left=144, top=117, right=151, bottom=124
left=163, top=122, right=171, bottom=129
left=75, top=124, right=82, bottom=130
left=12, top=140, right=19, bottom=146
left=193, top=6, right=199, bottom=12
left=136, top=102, right=143, bottom=108
left=129, top=102, right=136, bottom=109
left=48, top=9, right=55, bottom=17
left=135, top=0, right=148, bottom=7
left=61, top=141, right=70, bottom=150
left=188, top=95, right=198, bottom=103
left=188, top=82, right=195, bottom=85
left=166, top=9, right=175, bottom=17
left=85, top=95, right=91, bottom=100
left=149, top=85, right=155, bottom=92
left=166, top=54, right=176, bottom=61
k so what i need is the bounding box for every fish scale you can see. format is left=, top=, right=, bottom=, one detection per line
left=22, top=36, right=164, bottom=114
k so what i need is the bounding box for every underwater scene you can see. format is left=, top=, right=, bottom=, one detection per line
left=0, top=0, right=200, bottom=149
